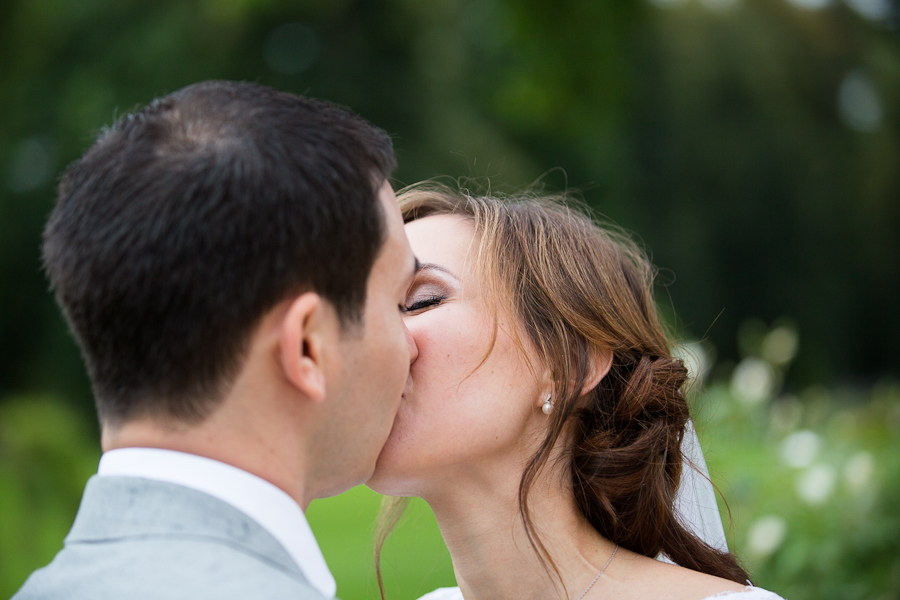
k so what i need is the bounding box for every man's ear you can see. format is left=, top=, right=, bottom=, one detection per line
left=581, top=347, right=614, bottom=397
left=280, top=292, right=331, bottom=404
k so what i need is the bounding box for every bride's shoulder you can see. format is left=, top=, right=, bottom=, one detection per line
left=639, top=558, right=782, bottom=600
left=416, top=587, right=463, bottom=600
left=700, top=586, right=786, bottom=600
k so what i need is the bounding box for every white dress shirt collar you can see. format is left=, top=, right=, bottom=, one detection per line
left=98, top=447, right=336, bottom=598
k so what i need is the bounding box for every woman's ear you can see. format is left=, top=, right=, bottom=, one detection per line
left=280, top=292, right=328, bottom=403
left=581, top=347, right=614, bottom=397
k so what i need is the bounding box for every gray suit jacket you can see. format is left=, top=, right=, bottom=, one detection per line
left=13, top=476, right=327, bottom=599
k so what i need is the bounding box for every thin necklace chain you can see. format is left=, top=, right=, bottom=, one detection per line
left=575, top=545, right=618, bottom=600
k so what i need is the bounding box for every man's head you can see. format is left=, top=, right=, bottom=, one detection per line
left=44, top=81, right=416, bottom=499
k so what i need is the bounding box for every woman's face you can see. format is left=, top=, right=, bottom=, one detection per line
left=369, top=214, right=547, bottom=498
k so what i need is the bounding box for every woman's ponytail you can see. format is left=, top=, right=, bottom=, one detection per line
left=572, top=353, right=749, bottom=583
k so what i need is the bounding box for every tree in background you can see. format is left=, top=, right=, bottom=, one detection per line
left=1, top=0, right=897, bottom=409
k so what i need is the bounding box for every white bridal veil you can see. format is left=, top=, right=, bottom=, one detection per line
left=673, top=420, right=728, bottom=553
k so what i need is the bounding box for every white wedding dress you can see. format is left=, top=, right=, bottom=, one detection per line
left=418, top=586, right=785, bottom=600
left=415, top=422, right=786, bottom=600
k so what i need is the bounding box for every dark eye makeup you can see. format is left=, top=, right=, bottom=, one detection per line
left=403, top=294, right=444, bottom=313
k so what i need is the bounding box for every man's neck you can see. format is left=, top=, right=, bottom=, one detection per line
left=103, top=413, right=313, bottom=509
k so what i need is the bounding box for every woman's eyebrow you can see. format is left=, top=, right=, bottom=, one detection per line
left=417, top=262, right=460, bottom=280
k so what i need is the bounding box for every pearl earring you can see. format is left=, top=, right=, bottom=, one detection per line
left=541, top=394, right=553, bottom=415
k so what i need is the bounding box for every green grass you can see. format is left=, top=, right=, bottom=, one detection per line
left=307, top=489, right=455, bottom=600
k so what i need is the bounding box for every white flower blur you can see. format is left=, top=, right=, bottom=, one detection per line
left=673, top=342, right=712, bottom=387
left=781, top=430, right=821, bottom=468
left=747, top=515, right=787, bottom=558
left=731, top=358, right=775, bottom=406
left=761, top=326, right=799, bottom=366
left=844, top=452, right=874, bottom=492
left=796, top=464, right=837, bottom=505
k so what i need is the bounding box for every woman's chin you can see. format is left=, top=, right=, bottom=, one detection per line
left=367, top=449, right=428, bottom=497
left=365, top=468, right=389, bottom=494
left=366, top=446, right=403, bottom=495
left=366, top=471, right=413, bottom=497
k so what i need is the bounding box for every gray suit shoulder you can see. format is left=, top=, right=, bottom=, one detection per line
left=14, top=536, right=327, bottom=600
left=13, top=477, right=329, bottom=600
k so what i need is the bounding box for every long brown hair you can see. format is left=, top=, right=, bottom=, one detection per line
left=375, top=184, right=749, bottom=597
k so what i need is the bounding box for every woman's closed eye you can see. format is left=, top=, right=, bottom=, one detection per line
left=403, top=293, right=444, bottom=313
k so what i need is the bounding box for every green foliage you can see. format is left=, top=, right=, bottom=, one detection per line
left=690, top=319, right=900, bottom=600
left=699, top=383, right=900, bottom=600
left=0, top=396, right=100, bottom=599
left=1, top=0, right=899, bottom=406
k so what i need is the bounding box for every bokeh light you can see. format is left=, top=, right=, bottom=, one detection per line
left=838, top=70, right=884, bottom=133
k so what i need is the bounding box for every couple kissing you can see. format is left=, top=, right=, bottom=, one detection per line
left=15, top=81, right=784, bottom=600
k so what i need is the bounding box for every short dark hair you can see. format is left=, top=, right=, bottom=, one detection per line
left=44, top=81, right=396, bottom=426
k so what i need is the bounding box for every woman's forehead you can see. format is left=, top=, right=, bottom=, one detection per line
left=405, top=214, right=476, bottom=267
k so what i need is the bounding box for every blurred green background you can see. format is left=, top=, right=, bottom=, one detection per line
left=1, top=0, right=898, bottom=598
